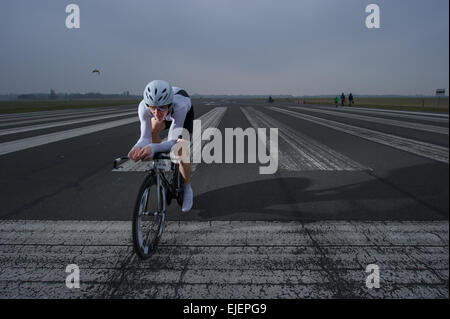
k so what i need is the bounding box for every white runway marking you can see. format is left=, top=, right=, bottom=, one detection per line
left=0, top=220, right=447, bottom=299
left=0, top=117, right=138, bottom=156
left=0, top=111, right=136, bottom=136
left=340, top=106, right=449, bottom=118
left=190, top=107, right=227, bottom=172
left=333, top=107, right=449, bottom=124
left=0, top=106, right=133, bottom=125
left=241, top=107, right=368, bottom=171
left=289, top=106, right=449, bottom=135
left=269, top=107, right=449, bottom=164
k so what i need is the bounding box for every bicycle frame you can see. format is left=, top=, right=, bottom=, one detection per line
left=156, top=166, right=176, bottom=197
left=153, top=158, right=179, bottom=204
left=154, top=169, right=167, bottom=237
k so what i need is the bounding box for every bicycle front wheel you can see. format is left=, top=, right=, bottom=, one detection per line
left=132, top=173, right=165, bottom=259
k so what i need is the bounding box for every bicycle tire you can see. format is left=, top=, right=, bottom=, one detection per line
left=132, top=172, right=164, bottom=259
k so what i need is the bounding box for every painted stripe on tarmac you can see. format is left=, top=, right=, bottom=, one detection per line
left=332, top=107, right=449, bottom=124
left=241, top=107, right=368, bottom=171
left=0, top=220, right=447, bottom=298
left=0, top=116, right=138, bottom=156
left=0, top=104, right=135, bottom=119
left=269, top=107, right=449, bottom=164
left=0, top=107, right=134, bottom=127
left=343, top=106, right=449, bottom=118
left=289, top=106, right=449, bottom=135
left=190, top=107, right=227, bottom=172
left=0, top=111, right=136, bottom=136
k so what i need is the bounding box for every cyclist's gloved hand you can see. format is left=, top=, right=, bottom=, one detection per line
left=128, top=146, right=141, bottom=162
left=137, top=145, right=152, bottom=161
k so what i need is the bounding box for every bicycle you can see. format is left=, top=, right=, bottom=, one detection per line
left=113, top=152, right=184, bottom=259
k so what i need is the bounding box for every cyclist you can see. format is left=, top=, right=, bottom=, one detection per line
left=340, top=93, right=346, bottom=106
left=128, top=80, right=194, bottom=213
left=334, top=96, right=339, bottom=107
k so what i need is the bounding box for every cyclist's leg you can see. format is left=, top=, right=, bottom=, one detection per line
left=178, top=105, right=194, bottom=183
left=151, top=118, right=171, bottom=144
left=178, top=105, right=194, bottom=212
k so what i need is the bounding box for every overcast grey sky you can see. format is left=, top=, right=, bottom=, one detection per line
left=0, top=0, right=448, bottom=95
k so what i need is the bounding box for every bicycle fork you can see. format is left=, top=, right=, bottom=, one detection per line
left=156, top=171, right=166, bottom=237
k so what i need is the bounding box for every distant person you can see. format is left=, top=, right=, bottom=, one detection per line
left=334, top=96, right=339, bottom=107
left=348, top=93, right=354, bottom=106
left=268, top=96, right=274, bottom=103
left=340, top=93, right=346, bottom=106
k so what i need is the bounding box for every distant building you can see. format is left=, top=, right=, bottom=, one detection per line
left=49, top=89, right=57, bottom=100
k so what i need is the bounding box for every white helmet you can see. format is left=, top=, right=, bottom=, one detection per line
left=143, top=80, right=173, bottom=106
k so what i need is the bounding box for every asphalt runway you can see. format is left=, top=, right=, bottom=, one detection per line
left=0, top=99, right=448, bottom=298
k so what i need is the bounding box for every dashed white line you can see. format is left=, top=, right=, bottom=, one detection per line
left=289, top=106, right=448, bottom=135
left=0, top=111, right=136, bottom=136
left=241, top=107, right=368, bottom=171
left=269, top=107, right=449, bottom=164
left=0, top=116, right=138, bottom=156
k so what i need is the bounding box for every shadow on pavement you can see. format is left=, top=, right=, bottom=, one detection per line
left=194, top=163, right=449, bottom=221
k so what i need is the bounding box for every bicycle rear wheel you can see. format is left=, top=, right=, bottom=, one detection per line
left=132, top=173, right=165, bottom=259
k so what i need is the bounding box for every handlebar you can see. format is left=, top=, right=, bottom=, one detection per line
left=113, top=153, right=172, bottom=169
left=113, top=156, right=129, bottom=169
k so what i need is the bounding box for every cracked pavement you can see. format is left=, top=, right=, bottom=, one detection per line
left=0, top=220, right=448, bottom=298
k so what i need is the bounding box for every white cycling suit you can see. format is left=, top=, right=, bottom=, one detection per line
left=134, top=87, right=192, bottom=154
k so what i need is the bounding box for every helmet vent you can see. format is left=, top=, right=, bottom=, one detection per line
left=162, top=88, right=167, bottom=93
left=154, top=88, right=158, bottom=95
